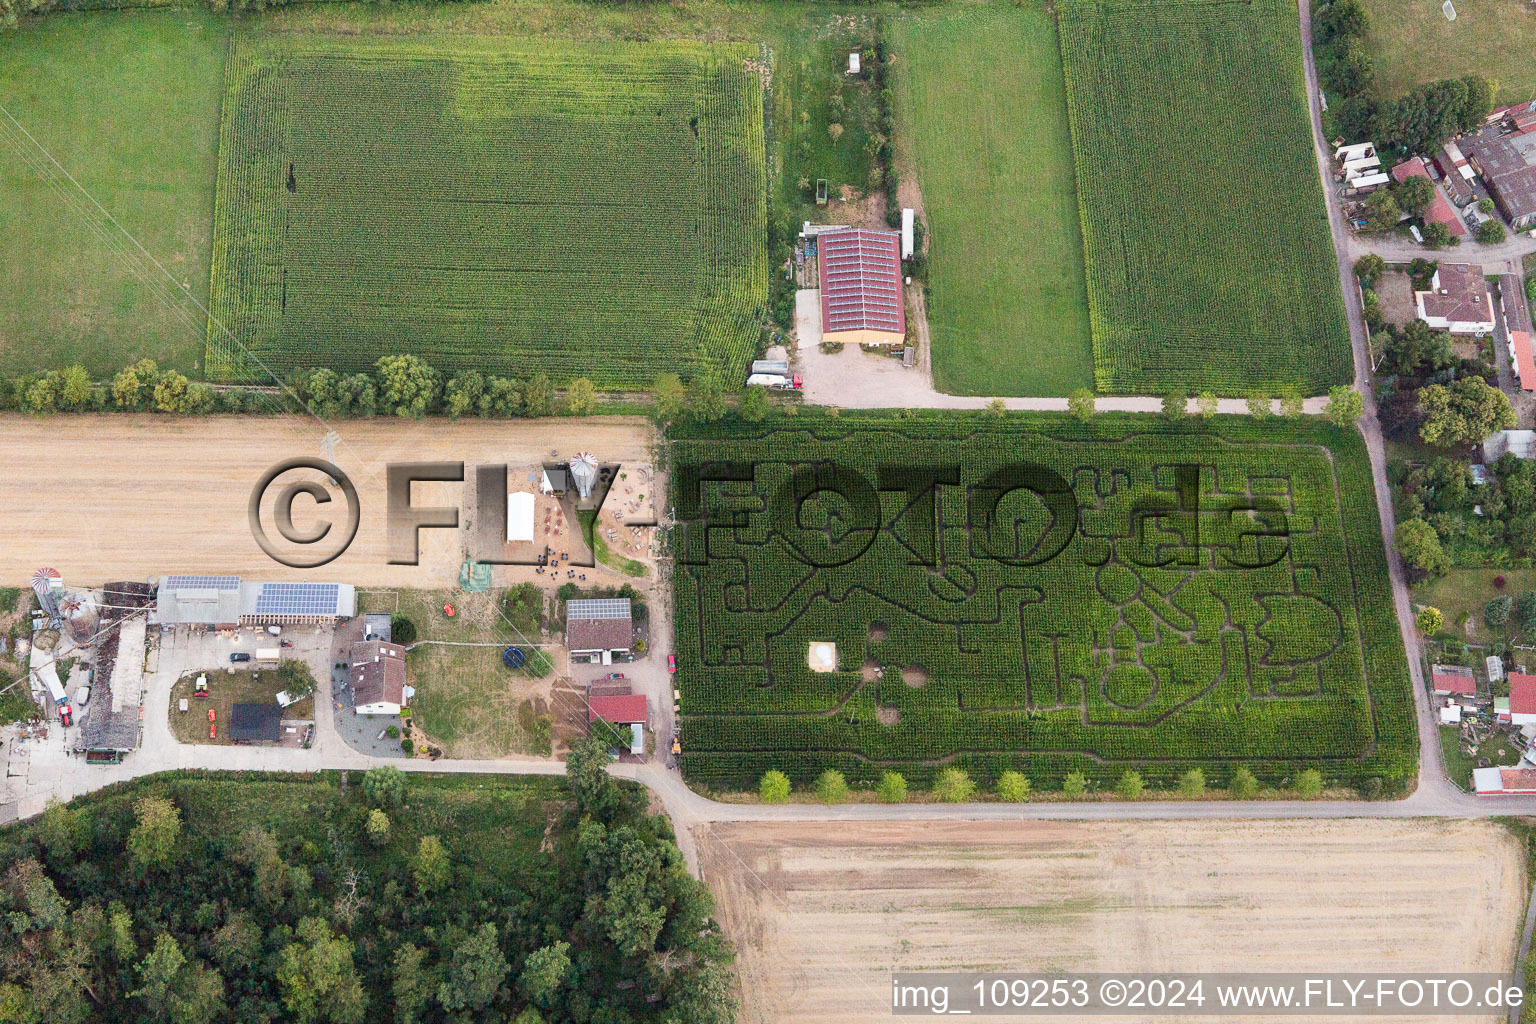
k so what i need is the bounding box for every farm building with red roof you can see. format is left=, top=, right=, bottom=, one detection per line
left=1512, top=332, right=1536, bottom=391
left=1389, top=158, right=1467, bottom=237
left=1509, top=672, right=1536, bottom=725
left=1474, top=766, right=1536, bottom=795
left=1430, top=664, right=1476, bottom=696
left=587, top=694, right=647, bottom=725
left=816, top=228, right=905, bottom=346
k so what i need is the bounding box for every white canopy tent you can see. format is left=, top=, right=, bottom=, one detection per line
left=507, top=491, right=536, bottom=542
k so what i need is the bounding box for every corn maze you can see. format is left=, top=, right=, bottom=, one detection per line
left=670, top=416, right=1415, bottom=792
left=1057, top=0, right=1351, bottom=395
left=206, top=36, right=768, bottom=386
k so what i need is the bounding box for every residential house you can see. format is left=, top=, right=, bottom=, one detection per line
left=566, top=598, right=633, bottom=665
left=349, top=639, right=407, bottom=716
left=1413, top=264, right=1495, bottom=334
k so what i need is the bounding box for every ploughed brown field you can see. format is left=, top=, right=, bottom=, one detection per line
left=698, top=819, right=1526, bottom=1024
left=0, top=413, right=655, bottom=586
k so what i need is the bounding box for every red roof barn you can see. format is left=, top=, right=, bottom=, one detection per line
left=817, top=228, right=905, bottom=346
left=588, top=694, right=647, bottom=725
left=1430, top=665, right=1476, bottom=696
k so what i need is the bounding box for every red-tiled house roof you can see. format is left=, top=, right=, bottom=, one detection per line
left=1513, top=332, right=1536, bottom=391
left=1390, top=158, right=1467, bottom=236
left=817, top=228, right=905, bottom=338
left=588, top=694, right=647, bottom=724
left=1510, top=672, right=1536, bottom=716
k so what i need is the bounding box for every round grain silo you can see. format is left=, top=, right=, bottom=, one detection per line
left=61, top=591, right=98, bottom=642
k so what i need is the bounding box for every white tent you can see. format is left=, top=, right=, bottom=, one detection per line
left=507, top=491, right=536, bottom=542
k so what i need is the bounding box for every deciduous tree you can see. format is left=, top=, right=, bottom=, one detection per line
left=758, top=770, right=790, bottom=804
left=1418, top=376, right=1515, bottom=447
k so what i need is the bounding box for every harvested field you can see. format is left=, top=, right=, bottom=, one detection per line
left=0, top=414, right=655, bottom=587
left=699, top=818, right=1526, bottom=1024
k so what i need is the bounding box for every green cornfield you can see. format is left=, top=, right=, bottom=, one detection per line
left=206, top=36, right=768, bottom=387
left=1057, top=0, right=1352, bottom=395
left=669, top=414, right=1415, bottom=793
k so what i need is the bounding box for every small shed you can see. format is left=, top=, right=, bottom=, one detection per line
left=847, top=52, right=861, bottom=74
left=230, top=703, right=282, bottom=744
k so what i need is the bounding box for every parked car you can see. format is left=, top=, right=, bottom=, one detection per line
left=230, top=652, right=252, bottom=663
left=606, top=672, right=626, bottom=681
left=667, top=654, right=676, bottom=673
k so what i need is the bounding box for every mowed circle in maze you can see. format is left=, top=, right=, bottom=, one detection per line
left=670, top=419, right=1414, bottom=790
left=207, top=36, right=768, bottom=387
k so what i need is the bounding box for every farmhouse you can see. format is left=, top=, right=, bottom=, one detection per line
left=566, top=598, right=632, bottom=664
left=1462, top=129, right=1536, bottom=230
left=816, top=228, right=905, bottom=347
left=1414, top=264, right=1495, bottom=335
left=152, top=575, right=356, bottom=627
left=230, top=703, right=283, bottom=744
left=1390, top=158, right=1467, bottom=237
left=1508, top=672, right=1536, bottom=725
left=349, top=639, right=407, bottom=716
left=1431, top=664, right=1476, bottom=696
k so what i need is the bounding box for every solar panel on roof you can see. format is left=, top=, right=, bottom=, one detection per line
left=566, top=598, right=631, bottom=619
left=164, top=575, right=241, bottom=591
left=254, top=582, right=341, bottom=615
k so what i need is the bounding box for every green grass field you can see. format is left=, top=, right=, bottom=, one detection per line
left=669, top=412, right=1416, bottom=794
left=1361, top=0, right=1536, bottom=104
left=0, top=10, right=228, bottom=376
left=892, top=7, right=1092, bottom=397
left=207, top=34, right=767, bottom=387
left=1058, top=0, right=1351, bottom=394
